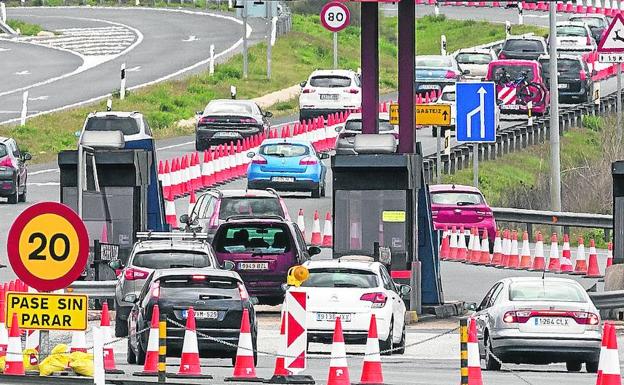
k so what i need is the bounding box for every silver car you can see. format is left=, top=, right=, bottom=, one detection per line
left=475, top=277, right=601, bottom=373
left=113, top=233, right=220, bottom=337
left=334, top=113, right=398, bottom=155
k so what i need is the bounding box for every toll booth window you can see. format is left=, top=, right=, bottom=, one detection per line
left=301, top=268, right=378, bottom=288
left=133, top=251, right=213, bottom=269
left=215, top=225, right=291, bottom=254
left=85, top=116, right=140, bottom=136
left=218, top=198, right=283, bottom=219
left=334, top=190, right=407, bottom=255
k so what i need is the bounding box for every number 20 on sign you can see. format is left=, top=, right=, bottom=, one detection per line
left=7, top=202, right=90, bottom=292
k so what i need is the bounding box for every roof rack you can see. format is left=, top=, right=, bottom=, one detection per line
left=265, top=188, right=279, bottom=196
left=225, top=214, right=285, bottom=222
left=136, top=231, right=208, bottom=240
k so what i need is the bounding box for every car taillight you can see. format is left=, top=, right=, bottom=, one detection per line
left=150, top=282, right=160, bottom=299
left=199, top=117, right=216, bottom=125
left=476, top=210, right=493, bottom=217
left=299, top=156, right=318, bottom=166
left=344, top=88, right=359, bottom=94
left=192, top=275, right=206, bottom=281
left=0, top=157, right=14, bottom=168
left=238, top=282, right=249, bottom=300
left=579, top=70, right=587, bottom=81
left=445, top=70, right=458, bottom=79
left=302, top=88, right=315, bottom=94
left=124, top=267, right=149, bottom=281
left=240, top=118, right=257, bottom=124
left=573, top=311, right=600, bottom=325
left=251, top=155, right=268, bottom=164
left=503, top=310, right=532, bottom=323
left=498, top=52, right=507, bottom=59
left=360, top=292, right=388, bottom=308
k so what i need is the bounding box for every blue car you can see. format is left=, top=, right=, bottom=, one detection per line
left=247, top=139, right=329, bottom=198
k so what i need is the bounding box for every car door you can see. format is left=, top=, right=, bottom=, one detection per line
left=475, top=282, right=504, bottom=355
left=380, top=266, right=405, bottom=337
left=10, top=140, right=26, bottom=187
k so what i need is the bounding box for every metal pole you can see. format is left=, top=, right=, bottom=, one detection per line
left=120, top=63, right=126, bottom=100
left=78, top=144, right=84, bottom=218
left=361, top=2, right=379, bottom=134
left=333, top=32, right=338, bottom=69
left=242, top=2, right=248, bottom=79
left=617, top=65, right=622, bottom=143
left=266, top=2, right=272, bottom=80
left=473, top=144, right=479, bottom=188
left=436, top=131, right=441, bottom=183
left=397, top=0, right=415, bottom=153
left=158, top=312, right=167, bottom=383
left=548, top=2, right=562, bottom=212
left=20, top=91, right=28, bottom=126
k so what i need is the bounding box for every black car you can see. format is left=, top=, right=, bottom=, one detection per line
left=126, top=268, right=257, bottom=366
left=498, top=36, right=548, bottom=61
left=195, top=99, right=272, bottom=151
left=538, top=54, right=594, bottom=103
left=0, top=137, right=30, bottom=204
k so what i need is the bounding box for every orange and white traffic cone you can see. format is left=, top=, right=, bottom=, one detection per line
left=310, top=210, right=322, bottom=246
left=457, top=226, right=468, bottom=262
left=547, top=233, right=560, bottom=273
left=165, top=197, right=178, bottom=229
left=598, top=322, right=621, bottom=385
left=172, top=308, right=211, bottom=379
left=490, top=229, right=502, bottom=266
left=466, top=227, right=476, bottom=263
left=322, top=212, right=333, bottom=247
left=498, top=229, right=510, bottom=268
left=530, top=232, right=546, bottom=271
left=467, top=318, right=483, bottom=385
left=187, top=190, right=197, bottom=217
left=226, top=309, right=259, bottom=381
left=506, top=230, right=520, bottom=269
left=478, top=230, right=491, bottom=265
left=607, top=242, right=613, bottom=268
left=297, top=209, right=306, bottom=240
left=70, top=330, right=87, bottom=353
left=596, top=322, right=611, bottom=385
left=560, top=234, right=573, bottom=273
left=449, top=226, right=458, bottom=261
left=4, top=313, right=23, bottom=375
left=440, top=227, right=450, bottom=261
left=586, top=239, right=603, bottom=278
left=470, top=228, right=481, bottom=264
left=327, top=317, right=350, bottom=385
left=268, top=311, right=290, bottom=381
left=572, top=237, right=588, bottom=275
left=358, top=314, right=384, bottom=385
left=0, top=293, right=7, bottom=358
left=134, top=305, right=160, bottom=376
left=518, top=231, right=532, bottom=269
left=101, top=302, right=123, bottom=374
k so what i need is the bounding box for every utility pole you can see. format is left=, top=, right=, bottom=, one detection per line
left=266, top=2, right=272, bottom=80
left=548, top=2, right=561, bottom=212
left=242, top=1, right=248, bottom=79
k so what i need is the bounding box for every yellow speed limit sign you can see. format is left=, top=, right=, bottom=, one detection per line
left=6, top=292, right=88, bottom=331
left=7, top=202, right=89, bottom=292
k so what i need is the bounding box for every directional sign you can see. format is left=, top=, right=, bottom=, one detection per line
left=389, top=103, right=399, bottom=125
left=415, top=104, right=451, bottom=126
left=6, top=292, right=88, bottom=331
left=456, top=82, right=497, bottom=143
left=444, top=128, right=451, bottom=155
left=598, top=14, right=624, bottom=53
left=7, top=202, right=89, bottom=292
left=599, top=53, right=624, bottom=62
left=320, top=2, right=350, bottom=33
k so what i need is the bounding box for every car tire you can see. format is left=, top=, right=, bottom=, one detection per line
left=484, top=334, right=501, bottom=371
left=7, top=179, right=18, bottom=204
left=320, top=181, right=326, bottom=197
left=380, top=319, right=393, bottom=356
left=432, top=127, right=438, bottom=137
left=115, top=313, right=129, bottom=337
left=586, top=360, right=599, bottom=373
left=18, top=185, right=26, bottom=203
left=394, top=324, right=406, bottom=355
left=566, top=361, right=582, bottom=372
left=126, top=337, right=137, bottom=365
left=311, top=183, right=321, bottom=198
left=137, top=337, right=146, bottom=366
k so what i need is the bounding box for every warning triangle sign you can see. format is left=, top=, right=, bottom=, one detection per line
left=598, top=13, right=624, bottom=53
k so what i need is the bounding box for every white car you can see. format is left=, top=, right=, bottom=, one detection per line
left=335, top=112, right=398, bottom=155
left=554, top=21, right=596, bottom=52
left=299, top=69, right=361, bottom=121
left=435, top=85, right=501, bottom=137
left=454, top=48, right=498, bottom=81
left=296, top=256, right=410, bottom=354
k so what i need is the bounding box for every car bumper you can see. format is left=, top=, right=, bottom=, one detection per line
left=196, top=127, right=261, bottom=146
left=0, top=179, right=17, bottom=197
left=247, top=178, right=319, bottom=192
left=161, top=327, right=245, bottom=357
left=306, top=311, right=391, bottom=343
left=415, top=80, right=455, bottom=94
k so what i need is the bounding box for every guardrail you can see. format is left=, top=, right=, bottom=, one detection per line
left=66, top=280, right=116, bottom=299
left=491, top=207, right=613, bottom=229
left=589, top=290, right=624, bottom=310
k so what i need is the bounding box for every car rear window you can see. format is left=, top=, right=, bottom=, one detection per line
left=570, top=17, right=603, bottom=28
left=455, top=53, right=493, bottom=65
left=557, top=25, right=587, bottom=37
left=416, top=56, right=453, bottom=67
left=158, top=275, right=240, bottom=299
left=540, top=59, right=582, bottom=76
left=302, top=268, right=378, bottom=288
left=85, top=116, right=140, bottom=136
left=491, top=65, right=535, bottom=82
left=440, top=91, right=456, bottom=102
left=219, top=197, right=284, bottom=220
left=215, top=224, right=292, bottom=254
left=0, top=143, right=7, bottom=158
left=260, top=144, right=309, bottom=157
left=132, top=251, right=212, bottom=269
left=206, top=102, right=253, bottom=115
left=503, top=39, right=544, bottom=52
left=509, top=281, right=586, bottom=302
left=344, top=119, right=395, bottom=132
left=430, top=192, right=484, bottom=205
left=309, top=76, right=351, bottom=88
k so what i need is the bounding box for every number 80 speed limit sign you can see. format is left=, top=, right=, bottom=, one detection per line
left=320, top=2, right=350, bottom=33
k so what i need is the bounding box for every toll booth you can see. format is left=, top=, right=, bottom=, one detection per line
left=612, top=161, right=624, bottom=264
left=331, top=146, right=443, bottom=308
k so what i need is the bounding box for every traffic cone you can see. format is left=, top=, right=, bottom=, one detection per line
left=327, top=317, right=350, bottom=385
left=547, top=233, right=561, bottom=273
left=357, top=314, right=384, bottom=385
left=188, top=190, right=197, bottom=217
left=440, top=227, right=451, bottom=261
left=134, top=305, right=160, bottom=376
left=4, top=313, right=23, bottom=375
left=598, top=322, right=621, bottom=385
left=457, top=226, right=467, bottom=261
left=162, top=160, right=171, bottom=200
left=225, top=309, right=260, bottom=382
left=597, top=322, right=613, bottom=385
left=322, top=212, right=333, bottom=247
left=165, top=198, right=178, bottom=229
left=467, top=318, right=483, bottom=385
left=607, top=242, right=613, bottom=268
left=101, top=302, right=124, bottom=374
left=560, top=234, right=573, bottom=273
left=477, top=230, right=491, bottom=265
left=572, top=237, right=588, bottom=275
left=297, top=209, right=306, bottom=240
left=506, top=230, right=520, bottom=269
left=498, top=229, right=509, bottom=268
left=490, top=230, right=502, bottom=266
left=70, top=329, right=87, bottom=353
left=171, top=307, right=211, bottom=379
left=586, top=239, right=603, bottom=278
left=518, top=231, right=532, bottom=269
left=449, top=226, right=458, bottom=261
left=466, top=227, right=476, bottom=263
left=469, top=228, right=481, bottom=264
left=0, top=291, right=7, bottom=358
left=530, top=232, right=546, bottom=271
left=268, top=312, right=290, bottom=381
left=310, top=210, right=322, bottom=246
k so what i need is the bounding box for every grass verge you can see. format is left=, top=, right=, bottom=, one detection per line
left=6, top=19, right=43, bottom=36
left=0, top=14, right=545, bottom=163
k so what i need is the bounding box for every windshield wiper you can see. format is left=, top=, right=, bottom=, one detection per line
left=170, top=264, right=193, bottom=268
left=334, top=283, right=360, bottom=288
left=456, top=201, right=477, bottom=206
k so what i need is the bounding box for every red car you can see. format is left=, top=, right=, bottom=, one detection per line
left=486, top=59, right=550, bottom=115
left=429, top=184, right=496, bottom=242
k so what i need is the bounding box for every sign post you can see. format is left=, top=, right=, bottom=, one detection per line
left=598, top=14, right=624, bottom=142
left=320, top=2, right=350, bottom=70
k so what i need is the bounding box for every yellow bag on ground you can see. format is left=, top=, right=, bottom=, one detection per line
left=69, top=351, right=93, bottom=362
left=39, top=344, right=70, bottom=376
left=69, top=357, right=93, bottom=377
left=23, top=348, right=39, bottom=372
left=0, top=356, right=6, bottom=373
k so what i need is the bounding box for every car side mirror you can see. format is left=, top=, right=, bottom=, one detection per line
left=196, top=111, right=203, bottom=116
left=334, top=125, right=343, bottom=133
left=462, top=69, right=471, bottom=75
left=466, top=302, right=478, bottom=312
left=123, top=293, right=138, bottom=303
left=299, top=81, right=307, bottom=88
left=74, top=130, right=81, bottom=138
left=319, top=153, right=330, bottom=160
left=308, top=246, right=321, bottom=256
left=179, top=214, right=190, bottom=225
left=222, top=260, right=235, bottom=271
left=264, top=111, right=273, bottom=118
left=247, top=151, right=256, bottom=158
left=22, top=153, right=32, bottom=161
left=399, top=284, right=412, bottom=298
left=109, top=259, right=123, bottom=270
left=250, top=296, right=259, bottom=305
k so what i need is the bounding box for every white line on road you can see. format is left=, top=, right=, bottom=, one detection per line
left=29, top=169, right=59, bottom=176
left=183, top=35, right=199, bottom=42
left=0, top=48, right=11, bottom=52
left=28, top=96, right=48, bottom=101
left=14, top=70, right=30, bottom=75
left=126, top=65, right=141, bottom=72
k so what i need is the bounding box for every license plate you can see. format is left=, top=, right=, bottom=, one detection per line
left=533, top=317, right=570, bottom=327
left=320, top=94, right=338, bottom=100
left=419, top=84, right=439, bottom=90
left=183, top=310, right=218, bottom=319
left=271, top=176, right=294, bottom=183
left=558, top=83, right=569, bottom=89
left=216, top=131, right=239, bottom=137
left=239, top=262, right=269, bottom=270
left=316, top=312, right=353, bottom=322
left=500, top=104, right=522, bottom=110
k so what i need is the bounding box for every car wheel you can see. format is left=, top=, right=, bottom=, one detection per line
left=7, top=179, right=18, bottom=204
left=484, top=334, right=501, bottom=371
left=380, top=319, right=393, bottom=356
left=320, top=182, right=326, bottom=197
left=115, top=313, right=128, bottom=337
left=566, top=361, right=582, bottom=372
left=18, top=185, right=26, bottom=203
left=431, top=127, right=438, bottom=137
left=137, top=337, right=146, bottom=366
left=394, top=323, right=406, bottom=355
left=126, top=337, right=137, bottom=365
left=195, top=140, right=204, bottom=152
left=311, top=183, right=321, bottom=198
left=586, top=360, right=599, bottom=373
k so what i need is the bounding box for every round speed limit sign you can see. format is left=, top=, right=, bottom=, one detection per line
left=320, top=2, right=350, bottom=33
left=7, top=202, right=89, bottom=292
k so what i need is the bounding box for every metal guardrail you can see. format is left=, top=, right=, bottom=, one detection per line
left=589, top=290, right=624, bottom=310
left=491, top=207, right=613, bottom=229
left=66, top=280, right=116, bottom=299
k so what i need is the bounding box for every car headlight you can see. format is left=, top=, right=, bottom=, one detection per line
left=0, top=167, right=14, bottom=178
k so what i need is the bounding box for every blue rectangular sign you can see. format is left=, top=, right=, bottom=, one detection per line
left=456, top=82, right=497, bottom=143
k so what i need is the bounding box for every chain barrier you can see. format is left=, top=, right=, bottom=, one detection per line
left=486, top=348, right=536, bottom=385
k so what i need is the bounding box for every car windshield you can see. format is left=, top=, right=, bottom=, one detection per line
left=301, top=268, right=379, bottom=288
left=416, top=56, right=454, bottom=67
left=158, top=275, right=240, bottom=298
left=132, top=251, right=212, bottom=269
left=540, top=59, right=582, bottom=76
left=344, top=119, right=395, bottom=132
left=261, top=143, right=309, bottom=157
left=309, top=76, right=351, bottom=88
left=0, top=143, right=7, bottom=159
left=85, top=116, right=140, bottom=136
left=509, top=281, right=587, bottom=302
left=440, top=91, right=456, bottom=102
left=218, top=197, right=283, bottom=220
left=571, top=17, right=604, bottom=27
left=557, top=25, right=588, bottom=37
left=431, top=191, right=484, bottom=206
left=205, top=102, right=253, bottom=115
left=503, top=39, right=543, bottom=52
left=215, top=224, right=291, bottom=254
left=455, top=53, right=492, bottom=65
left=491, top=65, right=535, bottom=82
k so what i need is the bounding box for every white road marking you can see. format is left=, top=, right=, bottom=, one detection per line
left=28, top=96, right=48, bottom=101
left=0, top=48, right=11, bottom=52
left=126, top=65, right=141, bottom=72
left=29, top=169, right=59, bottom=176
left=183, top=35, right=199, bottom=42
left=28, top=182, right=60, bottom=186
left=14, top=70, right=30, bottom=75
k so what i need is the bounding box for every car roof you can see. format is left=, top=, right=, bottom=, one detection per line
left=261, top=138, right=314, bottom=146
left=310, top=69, right=356, bottom=77
left=133, top=239, right=212, bottom=253
left=429, top=184, right=483, bottom=194
left=557, top=21, right=587, bottom=27
left=208, top=99, right=257, bottom=106
left=304, top=258, right=381, bottom=272
left=505, top=35, right=546, bottom=42
left=88, top=111, right=142, bottom=118
left=152, top=267, right=241, bottom=281
left=345, top=112, right=391, bottom=121
left=201, top=189, right=280, bottom=198
left=489, top=59, right=540, bottom=66
left=501, top=276, right=584, bottom=285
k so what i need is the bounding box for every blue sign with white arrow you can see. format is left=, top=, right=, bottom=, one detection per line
left=456, top=82, right=496, bottom=143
